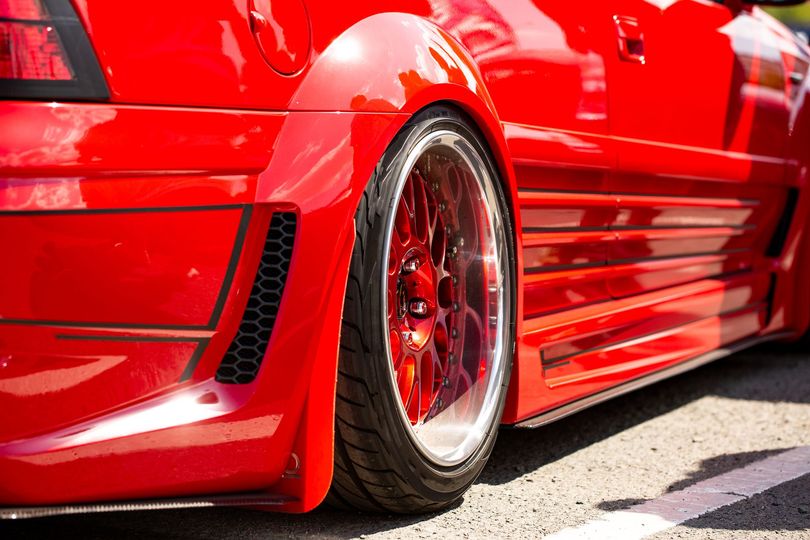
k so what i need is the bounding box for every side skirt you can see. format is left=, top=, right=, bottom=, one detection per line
left=512, top=332, right=793, bottom=429
left=0, top=493, right=297, bottom=520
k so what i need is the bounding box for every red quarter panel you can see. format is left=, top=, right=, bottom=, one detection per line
left=0, top=208, right=244, bottom=327
left=0, top=329, right=200, bottom=442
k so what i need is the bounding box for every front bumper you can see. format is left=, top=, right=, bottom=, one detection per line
left=0, top=101, right=407, bottom=511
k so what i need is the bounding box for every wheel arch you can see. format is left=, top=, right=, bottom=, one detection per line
left=290, top=11, right=521, bottom=235
left=273, top=13, right=526, bottom=512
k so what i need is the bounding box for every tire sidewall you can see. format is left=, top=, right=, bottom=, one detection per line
left=353, top=105, right=517, bottom=499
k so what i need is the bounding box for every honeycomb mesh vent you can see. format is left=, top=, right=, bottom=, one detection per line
left=216, top=212, right=296, bottom=384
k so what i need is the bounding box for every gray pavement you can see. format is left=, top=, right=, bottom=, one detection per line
left=3, top=346, right=809, bottom=539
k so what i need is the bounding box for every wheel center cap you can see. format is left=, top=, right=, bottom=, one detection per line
left=393, top=247, right=438, bottom=351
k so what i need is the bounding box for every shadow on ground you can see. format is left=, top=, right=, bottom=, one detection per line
left=596, top=449, right=810, bottom=533
left=2, top=347, right=808, bottom=539
left=678, top=473, right=810, bottom=532
left=480, top=347, right=810, bottom=486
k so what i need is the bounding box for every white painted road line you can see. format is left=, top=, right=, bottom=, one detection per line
left=544, top=445, right=810, bottom=540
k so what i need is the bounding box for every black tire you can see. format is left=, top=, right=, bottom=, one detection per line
left=327, top=105, right=516, bottom=513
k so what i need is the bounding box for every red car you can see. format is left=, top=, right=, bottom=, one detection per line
left=1, top=0, right=809, bottom=519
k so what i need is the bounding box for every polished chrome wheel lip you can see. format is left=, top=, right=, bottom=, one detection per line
left=381, top=130, right=511, bottom=467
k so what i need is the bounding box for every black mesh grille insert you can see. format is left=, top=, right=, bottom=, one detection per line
left=216, top=212, right=296, bottom=384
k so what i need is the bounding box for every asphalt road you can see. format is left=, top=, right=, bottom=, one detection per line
left=3, top=345, right=810, bottom=539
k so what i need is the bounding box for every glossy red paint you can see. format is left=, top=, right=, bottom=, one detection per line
left=248, top=0, right=311, bottom=75
left=1, top=0, right=809, bottom=515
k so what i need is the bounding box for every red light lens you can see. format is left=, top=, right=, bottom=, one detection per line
left=0, top=0, right=47, bottom=20
left=0, top=21, right=73, bottom=80
left=0, top=0, right=74, bottom=81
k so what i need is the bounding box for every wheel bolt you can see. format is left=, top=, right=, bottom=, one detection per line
left=431, top=182, right=439, bottom=192
left=409, top=299, right=429, bottom=317
left=402, top=256, right=420, bottom=273
left=452, top=328, right=459, bottom=339
left=443, top=376, right=451, bottom=388
left=453, top=302, right=460, bottom=312
left=436, top=398, right=444, bottom=409
left=439, top=202, right=447, bottom=212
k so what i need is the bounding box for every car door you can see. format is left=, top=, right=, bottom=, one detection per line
left=434, top=1, right=625, bottom=414
left=595, top=0, right=795, bottom=347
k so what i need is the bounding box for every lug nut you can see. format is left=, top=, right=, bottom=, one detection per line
left=452, top=302, right=460, bottom=312
left=439, top=202, right=447, bottom=212
left=452, top=328, right=459, bottom=339
left=402, top=257, right=420, bottom=273
left=443, top=376, right=451, bottom=388
left=409, top=299, right=429, bottom=317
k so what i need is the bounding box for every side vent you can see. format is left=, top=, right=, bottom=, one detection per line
left=216, top=212, right=296, bottom=384
left=766, top=188, right=799, bottom=257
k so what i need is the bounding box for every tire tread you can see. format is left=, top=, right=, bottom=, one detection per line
left=328, top=106, right=514, bottom=514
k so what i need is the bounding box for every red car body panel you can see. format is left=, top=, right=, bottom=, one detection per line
left=1, top=0, right=808, bottom=513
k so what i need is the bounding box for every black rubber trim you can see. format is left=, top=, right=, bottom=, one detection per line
left=207, top=206, right=252, bottom=328
left=0, top=203, right=244, bottom=217
left=524, top=269, right=753, bottom=322
left=525, top=248, right=749, bottom=275
left=514, top=331, right=793, bottom=429
left=0, top=205, right=251, bottom=332
left=0, top=0, right=109, bottom=100
left=180, top=340, right=210, bottom=381
left=56, top=334, right=205, bottom=342
left=523, top=226, right=608, bottom=233
left=517, top=187, right=760, bottom=204
left=215, top=212, right=297, bottom=384
left=766, top=187, right=799, bottom=257
left=765, top=272, right=778, bottom=325
left=55, top=334, right=209, bottom=382
left=526, top=260, right=605, bottom=274
left=0, top=319, right=207, bottom=330
left=541, top=301, right=766, bottom=370
left=523, top=224, right=756, bottom=234
left=0, top=492, right=297, bottom=520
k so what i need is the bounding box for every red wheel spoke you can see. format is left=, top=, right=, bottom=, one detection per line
left=430, top=217, right=446, bottom=270
left=382, top=129, right=510, bottom=465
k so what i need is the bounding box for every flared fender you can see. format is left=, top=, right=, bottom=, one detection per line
left=291, top=13, right=521, bottom=233
left=266, top=13, right=524, bottom=512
